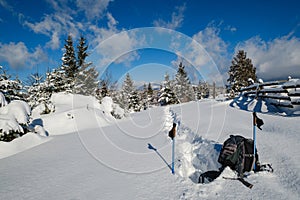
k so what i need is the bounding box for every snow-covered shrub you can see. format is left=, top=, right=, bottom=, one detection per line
left=101, top=97, right=125, bottom=119
left=0, top=100, right=31, bottom=142
left=27, top=81, right=55, bottom=115
left=0, top=92, right=7, bottom=107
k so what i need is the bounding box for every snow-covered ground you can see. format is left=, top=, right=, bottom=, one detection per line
left=0, top=93, right=299, bottom=199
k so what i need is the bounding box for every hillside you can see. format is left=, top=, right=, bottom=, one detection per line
left=0, top=93, right=299, bottom=199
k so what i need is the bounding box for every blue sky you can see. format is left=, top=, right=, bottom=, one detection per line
left=0, top=0, right=300, bottom=86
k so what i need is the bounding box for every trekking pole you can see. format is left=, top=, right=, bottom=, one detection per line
left=172, top=138, right=175, bottom=174
left=252, top=112, right=264, bottom=171
left=169, top=123, right=176, bottom=174
left=252, top=112, right=257, bottom=171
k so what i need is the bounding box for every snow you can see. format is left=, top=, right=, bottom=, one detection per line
left=0, top=92, right=7, bottom=107
left=0, top=93, right=299, bottom=199
left=0, top=100, right=31, bottom=125
left=0, top=100, right=31, bottom=135
left=0, top=132, right=51, bottom=159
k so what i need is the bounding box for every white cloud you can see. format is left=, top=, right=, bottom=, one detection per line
left=24, top=0, right=112, bottom=50
left=0, top=42, right=46, bottom=69
left=24, top=13, right=81, bottom=50
left=153, top=4, right=186, bottom=30
left=0, top=0, right=13, bottom=12
left=236, top=34, right=300, bottom=80
left=91, top=26, right=145, bottom=69
left=225, top=25, right=237, bottom=32
left=167, top=23, right=230, bottom=85
left=76, top=0, right=112, bottom=20
left=193, top=25, right=229, bottom=68
left=192, top=25, right=230, bottom=84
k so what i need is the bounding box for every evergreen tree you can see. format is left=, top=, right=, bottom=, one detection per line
left=96, top=80, right=109, bottom=102
left=147, top=82, right=155, bottom=106
left=196, top=80, right=209, bottom=100
left=77, top=35, right=88, bottom=68
left=128, top=90, right=141, bottom=112
left=27, top=78, right=54, bottom=114
left=0, top=66, right=23, bottom=102
left=47, top=68, right=69, bottom=93
left=119, top=73, right=135, bottom=110
left=25, top=72, right=44, bottom=86
left=174, top=62, right=194, bottom=102
left=62, top=35, right=77, bottom=79
left=75, top=36, right=99, bottom=95
left=159, top=73, right=178, bottom=105
left=140, top=83, right=148, bottom=110
left=227, top=50, right=257, bottom=96
left=61, top=35, right=77, bottom=92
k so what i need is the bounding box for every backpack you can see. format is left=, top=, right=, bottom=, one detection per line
left=199, top=135, right=273, bottom=185
left=218, top=135, right=259, bottom=176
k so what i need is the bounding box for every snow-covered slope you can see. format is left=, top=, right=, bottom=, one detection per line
left=0, top=94, right=299, bottom=199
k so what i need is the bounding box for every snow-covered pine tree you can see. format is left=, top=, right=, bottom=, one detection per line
left=174, top=62, right=194, bottom=103
left=0, top=66, right=23, bottom=102
left=196, top=80, right=209, bottom=100
left=119, top=73, right=135, bottom=110
left=47, top=68, right=68, bottom=93
left=128, top=90, right=141, bottom=112
left=61, top=35, right=78, bottom=92
left=27, top=75, right=54, bottom=114
left=25, top=72, right=43, bottom=86
left=96, top=80, right=109, bottom=102
left=159, top=73, right=179, bottom=106
left=0, top=91, right=7, bottom=107
left=227, top=50, right=257, bottom=96
left=139, top=83, right=148, bottom=110
left=147, top=82, right=155, bottom=106
left=75, top=36, right=99, bottom=95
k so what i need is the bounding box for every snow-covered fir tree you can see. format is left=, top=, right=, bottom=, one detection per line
left=25, top=72, right=44, bottom=86
left=174, top=62, right=194, bottom=103
left=128, top=90, right=141, bottom=112
left=61, top=35, right=78, bottom=92
left=0, top=91, right=7, bottom=107
left=119, top=73, right=135, bottom=110
left=116, top=73, right=140, bottom=111
left=159, top=73, right=179, bottom=105
left=227, top=50, right=257, bottom=96
left=139, top=83, right=148, bottom=110
left=75, top=36, right=99, bottom=95
left=27, top=76, right=54, bottom=114
left=147, top=82, right=155, bottom=106
left=0, top=66, right=23, bottom=102
left=47, top=68, right=70, bottom=93
left=195, top=80, right=209, bottom=100
left=96, top=80, right=109, bottom=102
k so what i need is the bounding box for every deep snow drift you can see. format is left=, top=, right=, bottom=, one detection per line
left=0, top=93, right=299, bottom=199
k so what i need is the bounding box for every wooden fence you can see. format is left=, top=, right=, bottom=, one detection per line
left=240, top=79, right=300, bottom=108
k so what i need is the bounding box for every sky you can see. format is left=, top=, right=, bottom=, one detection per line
left=0, top=0, right=300, bottom=86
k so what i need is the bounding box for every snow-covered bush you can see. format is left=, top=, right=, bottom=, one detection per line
left=0, top=92, right=7, bottom=107
left=100, top=97, right=125, bottom=119
left=0, top=100, right=31, bottom=142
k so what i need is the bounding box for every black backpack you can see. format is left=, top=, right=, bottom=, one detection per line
left=199, top=135, right=273, bottom=186
left=218, top=135, right=259, bottom=176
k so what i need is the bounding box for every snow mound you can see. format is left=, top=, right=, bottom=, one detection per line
left=0, top=100, right=31, bottom=125
left=0, top=132, right=51, bottom=159
left=34, top=93, right=124, bottom=136
left=0, top=100, right=31, bottom=135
